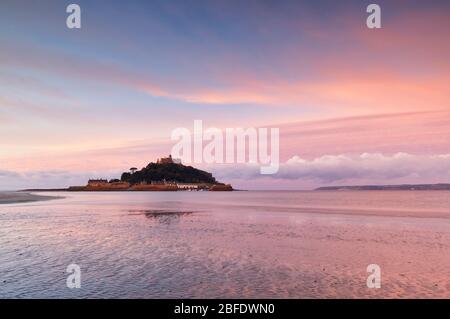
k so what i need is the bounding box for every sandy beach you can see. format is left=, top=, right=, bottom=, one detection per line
left=1, top=190, right=449, bottom=298
left=0, top=192, right=62, bottom=204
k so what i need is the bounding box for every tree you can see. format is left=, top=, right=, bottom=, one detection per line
left=121, top=162, right=217, bottom=185
left=130, top=167, right=138, bottom=174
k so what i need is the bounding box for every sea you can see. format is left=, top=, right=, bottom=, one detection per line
left=0, top=190, right=449, bottom=298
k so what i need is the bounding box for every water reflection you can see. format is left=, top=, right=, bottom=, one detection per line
left=128, top=209, right=193, bottom=225
left=2, top=191, right=450, bottom=298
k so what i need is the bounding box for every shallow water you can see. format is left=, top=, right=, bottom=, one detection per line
left=0, top=191, right=449, bottom=298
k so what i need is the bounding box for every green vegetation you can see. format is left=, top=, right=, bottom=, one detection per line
left=120, top=162, right=218, bottom=185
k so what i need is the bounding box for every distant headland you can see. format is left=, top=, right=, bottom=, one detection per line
left=27, top=155, right=233, bottom=192
left=316, top=183, right=450, bottom=191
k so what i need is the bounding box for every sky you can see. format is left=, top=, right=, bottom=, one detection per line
left=1, top=0, right=450, bottom=190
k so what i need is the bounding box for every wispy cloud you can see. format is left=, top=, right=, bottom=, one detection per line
left=1, top=1, right=450, bottom=190
left=276, top=110, right=450, bottom=159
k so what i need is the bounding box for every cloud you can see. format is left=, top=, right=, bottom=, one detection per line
left=276, top=110, right=450, bottom=160
left=282, top=153, right=450, bottom=182
left=0, top=170, right=22, bottom=178
left=0, top=169, right=122, bottom=191
left=2, top=152, right=450, bottom=190
left=0, top=71, right=69, bottom=99
left=3, top=3, right=450, bottom=112
left=207, top=153, right=450, bottom=188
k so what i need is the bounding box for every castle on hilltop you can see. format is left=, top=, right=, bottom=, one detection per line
left=157, top=154, right=181, bottom=164
left=67, top=154, right=232, bottom=191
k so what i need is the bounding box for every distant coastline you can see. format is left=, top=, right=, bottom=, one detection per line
left=316, top=183, right=450, bottom=191
left=20, top=183, right=450, bottom=193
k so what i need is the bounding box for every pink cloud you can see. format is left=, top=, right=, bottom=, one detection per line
left=277, top=110, right=450, bottom=160
left=3, top=109, right=450, bottom=176
left=206, top=152, right=450, bottom=190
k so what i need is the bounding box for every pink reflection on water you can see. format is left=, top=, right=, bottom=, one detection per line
left=0, top=191, right=450, bottom=298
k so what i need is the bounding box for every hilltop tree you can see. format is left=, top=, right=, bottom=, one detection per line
left=121, top=162, right=217, bottom=185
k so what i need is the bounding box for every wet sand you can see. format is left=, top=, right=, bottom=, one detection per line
left=0, top=192, right=62, bottom=204
left=0, top=191, right=449, bottom=298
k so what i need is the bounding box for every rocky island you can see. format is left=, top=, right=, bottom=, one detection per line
left=68, top=155, right=233, bottom=192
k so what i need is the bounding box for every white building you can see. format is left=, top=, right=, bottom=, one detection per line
left=176, top=183, right=199, bottom=190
